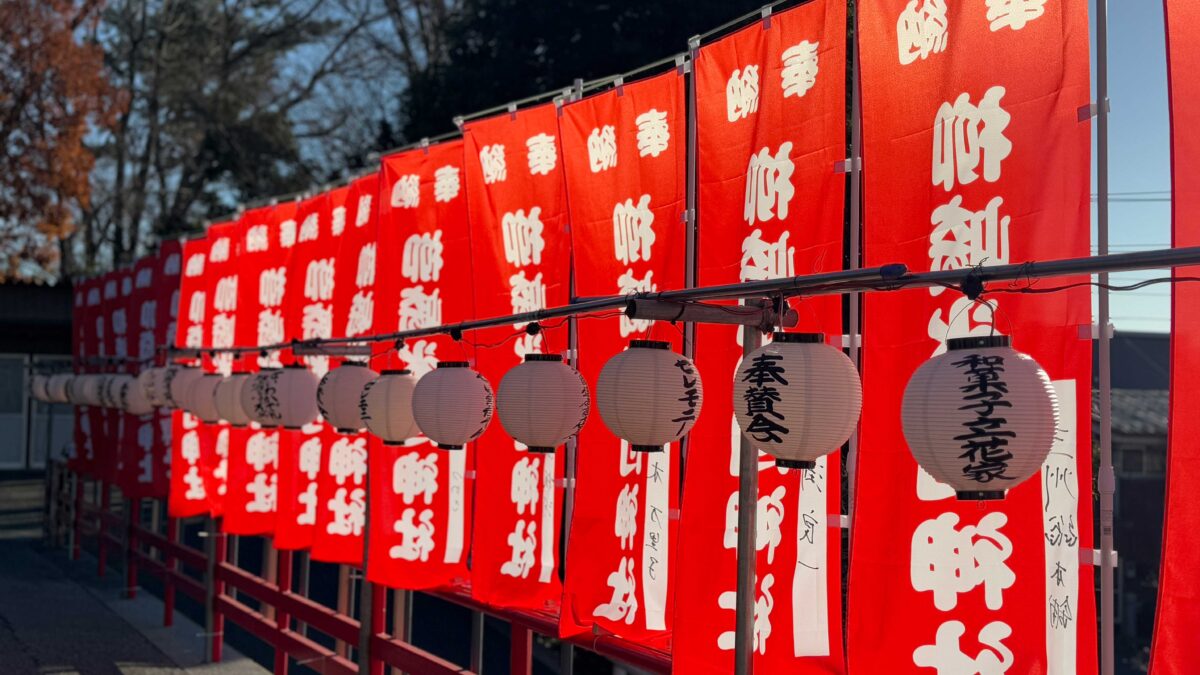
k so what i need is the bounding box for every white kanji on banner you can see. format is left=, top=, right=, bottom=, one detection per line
left=718, top=573, right=775, bottom=654
left=740, top=229, right=795, bottom=282
left=635, top=108, right=670, bottom=158
left=479, top=144, right=507, bottom=184
left=928, top=195, right=1011, bottom=292
left=402, top=231, right=445, bottom=283
left=932, top=86, right=1011, bottom=191
left=391, top=174, right=421, bottom=208
left=587, top=125, right=618, bottom=173
left=501, top=208, right=546, bottom=268
left=612, top=195, right=656, bottom=265
left=913, top=620, right=1014, bottom=674
left=897, top=0, right=949, bottom=65
left=594, top=556, right=639, bottom=624
left=780, top=40, right=820, bottom=99
left=434, top=165, right=462, bottom=202
left=393, top=452, right=439, bottom=505
left=726, top=66, right=760, bottom=122
left=526, top=133, right=558, bottom=175
left=391, top=507, right=436, bottom=560
left=985, top=0, right=1046, bottom=32
left=910, top=511, right=1015, bottom=611
left=744, top=143, right=795, bottom=225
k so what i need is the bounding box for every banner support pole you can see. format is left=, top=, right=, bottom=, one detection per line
left=1095, top=0, right=1115, bottom=673
left=734, top=321, right=763, bottom=675
left=844, top=2, right=863, bottom=531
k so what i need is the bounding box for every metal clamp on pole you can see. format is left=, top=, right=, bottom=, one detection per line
left=624, top=297, right=798, bottom=333
left=292, top=342, right=373, bottom=358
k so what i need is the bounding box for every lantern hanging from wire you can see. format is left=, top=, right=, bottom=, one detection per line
left=121, top=376, right=156, bottom=416
left=186, top=373, right=224, bottom=423
left=165, top=366, right=204, bottom=409
left=68, top=374, right=93, bottom=405
left=77, top=374, right=107, bottom=407
left=497, top=354, right=589, bottom=453
left=901, top=335, right=1059, bottom=501
left=241, top=365, right=320, bottom=429
left=317, top=363, right=379, bottom=434
left=138, top=367, right=172, bottom=407
left=596, top=340, right=703, bottom=452
left=47, top=373, right=74, bottom=404
left=359, top=370, right=422, bottom=444
left=104, top=375, right=134, bottom=409
left=240, top=368, right=281, bottom=427
left=214, top=373, right=252, bottom=427
left=733, top=333, right=862, bottom=469
left=30, top=374, right=50, bottom=402
left=411, top=362, right=494, bottom=450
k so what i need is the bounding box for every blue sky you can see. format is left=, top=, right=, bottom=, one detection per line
left=1093, top=0, right=1173, bottom=333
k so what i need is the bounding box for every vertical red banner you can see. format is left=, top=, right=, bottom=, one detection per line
left=104, top=270, right=132, bottom=486
left=201, top=221, right=242, bottom=517
left=849, top=2, right=1096, bottom=673
left=672, top=3, right=847, bottom=672
left=1151, top=1, right=1200, bottom=671
left=223, top=206, right=286, bottom=536
left=121, top=253, right=161, bottom=498
left=146, top=240, right=182, bottom=499
left=169, top=236, right=213, bottom=518
left=366, top=141, right=478, bottom=589
left=558, top=69, right=686, bottom=644
left=463, top=104, right=570, bottom=610
left=70, top=281, right=87, bottom=472
left=310, top=184, right=368, bottom=565
left=72, top=278, right=101, bottom=475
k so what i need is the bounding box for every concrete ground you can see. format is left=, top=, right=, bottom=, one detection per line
left=0, top=477, right=267, bottom=675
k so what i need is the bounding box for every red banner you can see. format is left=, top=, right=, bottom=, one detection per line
left=120, top=253, right=161, bottom=498
left=201, top=221, right=243, bottom=517
left=849, top=2, right=1096, bottom=673
left=463, top=104, right=570, bottom=609
left=1151, top=1, right=1200, bottom=670
left=366, top=142, right=476, bottom=590
left=147, top=241, right=183, bottom=499
left=223, top=206, right=286, bottom=536
left=558, top=69, right=686, bottom=644
left=671, top=3, right=847, bottom=672
left=311, top=184, right=368, bottom=565
left=74, top=277, right=103, bottom=476
left=69, top=280, right=88, bottom=472
left=169, top=236, right=213, bottom=518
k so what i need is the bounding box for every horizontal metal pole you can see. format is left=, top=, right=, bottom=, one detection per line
left=626, top=298, right=798, bottom=330
left=163, top=245, right=1200, bottom=358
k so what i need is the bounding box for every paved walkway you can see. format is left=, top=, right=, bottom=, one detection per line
left=0, top=477, right=266, bottom=675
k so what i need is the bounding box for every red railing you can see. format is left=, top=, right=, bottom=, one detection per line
left=52, top=463, right=671, bottom=675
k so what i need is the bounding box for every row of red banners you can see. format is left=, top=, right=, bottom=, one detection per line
left=68, top=0, right=1109, bottom=670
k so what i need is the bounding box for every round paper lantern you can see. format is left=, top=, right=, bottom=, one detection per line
left=497, top=354, right=589, bottom=453
left=30, top=374, right=50, bottom=402
left=241, top=365, right=320, bottom=429
left=47, top=373, right=74, bottom=403
left=317, top=363, right=379, bottom=433
left=901, top=335, right=1059, bottom=501
left=76, top=374, right=107, bottom=407
left=137, top=367, right=173, bottom=407
left=733, top=333, right=862, bottom=469
left=165, top=366, right=204, bottom=409
left=104, top=375, right=135, bottom=409
left=214, top=373, right=252, bottom=427
left=597, top=340, right=703, bottom=452
left=359, top=370, right=421, bottom=444
left=120, top=376, right=155, bottom=416
left=411, top=362, right=494, bottom=450
left=68, top=374, right=93, bottom=405
left=186, top=373, right=224, bottom=423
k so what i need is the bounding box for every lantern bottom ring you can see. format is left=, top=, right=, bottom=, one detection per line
left=438, top=443, right=464, bottom=450
left=631, top=444, right=664, bottom=453
left=775, top=457, right=816, bottom=470
left=524, top=446, right=557, bottom=454
left=335, top=427, right=361, bottom=434
left=382, top=440, right=413, bottom=447
left=955, top=490, right=1007, bottom=501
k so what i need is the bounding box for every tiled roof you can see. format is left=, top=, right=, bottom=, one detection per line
left=1092, top=388, right=1168, bottom=436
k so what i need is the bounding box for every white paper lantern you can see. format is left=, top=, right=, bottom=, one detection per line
left=137, top=367, right=173, bottom=407
left=497, top=354, right=589, bottom=453
left=214, top=373, right=252, bottom=427
left=120, top=376, right=155, bottom=416
left=166, top=366, right=204, bottom=409
left=411, top=362, right=494, bottom=450
left=76, top=374, right=107, bottom=407
left=30, top=374, right=50, bottom=402
left=241, top=365, right=320, bottom=429
left=68, top=374, right=93, bottom=405
left=597, top=340, right=703, bottom=452
left=733, top=333, right=862, bottom=469
left=47, top=373, right=74, bottom=403
left=360, top=370, right=422, bottom=444
left=317, top=363, right=379, bottom=433
left=104, top=375, right=135, bottom=409
left=901, top=335, right=1059, bottom=501
left=186, top=373, right=224, bottom=423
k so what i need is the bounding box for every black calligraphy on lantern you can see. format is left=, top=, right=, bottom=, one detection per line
left=672, top=359, right=700, bottom=435
left=951, top=353, right=1015, bottom=484
left=742, top=352, right=790, bottom=444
